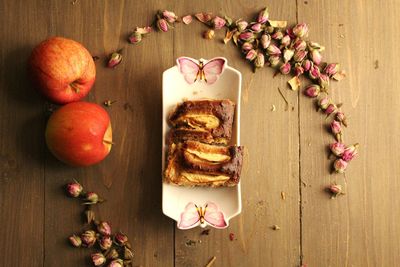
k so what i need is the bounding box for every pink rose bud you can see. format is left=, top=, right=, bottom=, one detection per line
left=97, top=221, right=112, bottom=236
left=257, top=7, right=269, bottom=23
left=324, top=63, right=340, bottom=76
left=81, top=230, right=96, bottom=247
left=294, top=63, right=304, bottom=76
left=69, top=234, right=82, bottom=247
left=336, top=111, right=348, bottom=127
left=239, top=31, right=254, bottom=42
left=333, top=158, right=348, bottom=173
left=107, top=52, right=122, bottom=68
left=304, top=84, right=321, bottom=98
left=309, top=64, right=321, bottom=80
left=66, top=181, right=83, bottom=198
left=269, top=55, right=281, bottom=67
left=260, top=34, right=271, bottom=49
left=302, top=59, right=312, bottom=71
left=286, top=27, right=295, bottom=38
left=293, top=22, right=309, bottom=38
left=251, top=23, right=262, bottom=33
left=182, top=15, right=193, bottom=25
left=92, top=253, right=106, bottom=266
left=318, top=97, right=330, bottom=110
left=128, top=31, right=142, bottom=44
left=330, top=142, right=346, bottom=156
left=114, top=232, right=128, bottom=246
left=271, top=31, right=283, bottom=40
left=236, top=20, right=248, bottom=32
left=242, top=42, right=253, bottom=51
left=162, top=10, right=177, bottom=23
left=283, top=48, right=294, bottom=63
left=327, top=184, right=343, bottom=198
left=99, top=235, right=113, bottom=250
left=108, top=259, right=123, bottom=267
left=331, top=120, right=342, bottom=134
left=318, top=73, right=330, bottom=88
left=279, top=62, right=291, bottom=75
left=310, top=49, right=322, bottom=65
left=266, top=44, right=281, bottom=56
left=280, top=34, right=291, bottom=47
left=212, top=16, right=226, bottom=29
left=342, top=144, right=359, bottom=162
left=293, top=39, right=307, bottom=51
left=157, top=18, right=168, bottom=32
left=85, top=192, right=99, bottom=204
left=254, top=52, right=265, bottom=69
left=293, top=50, right=307, bottom=62
left=245, top=49, right=257, bottom=61
left=325, top=103, right=337, bottom=115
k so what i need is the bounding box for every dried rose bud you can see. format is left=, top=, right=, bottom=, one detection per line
left=157, top=18, right=168, bottom=32
left=124, top=246, right=134, bottom=260
left=254, top=52, right=265, bottom=69
left=182, top=15, right=192, bottom=25
left=224, top=15, right=233, bottom=27
left=107, top=52, right=122, bottom=68
left=99, top=235, right=113, bottom=251
left=105, top=248, right=119, bottom=260
left=324, top=63, right=340, bottom=77
left=281, top=34, right=291, bottom=47
left=318, top=73, right=330, bottom=88
left=279, top=62, right=291, bottom=75
left=245, top=49, right=257, bottom=61
left=293, top=50, right=307, bottom=62
left=271, top=31, right=283, bottom=40
left=302, top=59, right=312, bottom=71
left=194, top=12, right=212, bottom=23
left=283, top=48, right=294, bottom=63
left=331, top=120, right=342, bottom=141
left=327, top=184, right=343, bottom=198
left=212, top=16, right=226, bottom=30
left=236, top=20, right=248, bottom=32
left=203, top=29, right=215, bottom=40
left=336, top=111, right=348, bottom=127
left=128, top=32, right=142, bottom=44
left=293, top=39, right=307, bottom=51
left=257, top=7, right=269, bottom=24
left=342, top=144, right=359, bottom=162
left=266, top=25, right=274, bottom=34
left=310, top=49, right=322, bottom=65
left=308, top=41, right=325, bottom=51
left=260, top=34, right=271, bottom=49
left=69, top=234, right=82, bottom=247
left=66, top=181, right=83, bottom=197
left=325, top=103, right=337, bottom=116
left=84, top=192, right=99, bottom=204
left=239, top=31, right=254, bottom=42
left=162, top=10, right=177, bottom=23
left=309, top=64, right=321, bottom=80
left=114, top=232, right=128, bottom=246
left=333, top=70, right=346, bottom=81
left=330, top=142, right=346, bottom=157
left=108, top=259, right=124, bottom=267
left=97, top=221, right=112, bottom=236
left=92, top=253, right=106, bottom=266
left=318, top=97, right=330, bottom=110
left=269, top=55, right=281, bottom=67
left=250, top=23, right=262, bottom=33
left=293, top=23, right=309, bottom=38
left=304, top=84, right=321, bottom=98
left=333, top=158, right=348, bottom=173
left=286, top=27, right=295, bottom=38
left=241, top=42, right=253, bottom=51
left=81, top=230, right=96, bottom=247
left=294, top=63, right=304, bottom=76
left=135, top=26, right=152, bottom=35
left=266, top=44, right=281, bottom=56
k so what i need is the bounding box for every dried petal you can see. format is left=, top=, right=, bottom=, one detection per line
left=332, top=70, right=346, bottom=81
left=157, top=18, right=168, bottom=32
left=288, top=76, right=300, bottom=91
left=203, top=29, right=215, bottom=40
left=308, top=41, right=325, bottom=51
left=135, top=26, right=152, bottom=35
left=182, top=15, right=193, bottom=25
left=283, top=48, right=294, bottom=63
left=260, top=34, right=271, bottom=49
left=257, top=7, right=269, bottom=24
left=224, top=15, right=233, bottom=27
left=232, top=31, right=240, bottom=46
left=293, top=23, right=309, bottom=38
left=124, top=247, right=134, bottom=260
left=333, top=158, right=348, bottom=173
left=195, top=12, right=213, bottom=23
left=224, top=29, right=235, bottom=44
left=304, top=84, right=321, bottom=97
left=128, top=32, right=142, bottom=44
left=280, top=62, right=291, bottom=75
left=84, top=209, right=95, bottom=224
left=330, top=142, right=346, bottom=156
left=212, top=16, right=226, bottom=30
left=268, top=20, right=287, bottom=28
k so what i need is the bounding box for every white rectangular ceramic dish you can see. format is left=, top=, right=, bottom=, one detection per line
left=162, top=57, right=242, bottom=229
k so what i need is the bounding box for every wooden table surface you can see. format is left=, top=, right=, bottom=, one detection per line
left=1, top=0, right=399, bottom=266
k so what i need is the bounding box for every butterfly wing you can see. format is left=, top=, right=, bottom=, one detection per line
left=202, top=57, right=227, bottom=84
left=176, top=57, right=200, bottom=84
left=203, top=202, right=228, bottom=229
left=177, top=202, right=201, bottom=229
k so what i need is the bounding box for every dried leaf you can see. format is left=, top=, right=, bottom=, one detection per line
left=288, top=76, right=301, bottom=91
left=135, top=26, right=152, bottom=34
left=194, top=12, right=213, bottom=23
left=182, top=15, right=192, bottom=25
left=224, top=15, right=233, bottom=27
left=332, top=70, right=346, bottom=81
left=268, top=20, right=287, bottom=28
left=232, top=31, right=240, bottom=46
left=223, top=29, right=236, bottom=44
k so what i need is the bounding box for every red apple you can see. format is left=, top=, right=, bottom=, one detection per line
left=29, top=37, right=96, bottom=104
left=45, top=102, right=112, bottom=166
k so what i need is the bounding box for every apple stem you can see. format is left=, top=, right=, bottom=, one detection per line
left=70, top=82, right=80, bottom=93
left=103, top=139, right=115, bottom=145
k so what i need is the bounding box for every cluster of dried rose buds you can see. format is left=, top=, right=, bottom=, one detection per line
left=330, top=142, right=359, bottom=173
left=156, top=10, right=178, bottom=32
left=66, top=180, right=134, bottom=267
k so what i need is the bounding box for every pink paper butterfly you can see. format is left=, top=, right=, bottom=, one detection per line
left=176, top=57, right=227, bottom=84
left=177, top=202, right=228, bottom=229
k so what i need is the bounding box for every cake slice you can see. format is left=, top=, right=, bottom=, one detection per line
left=164, top=140, right=243, bottom=187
